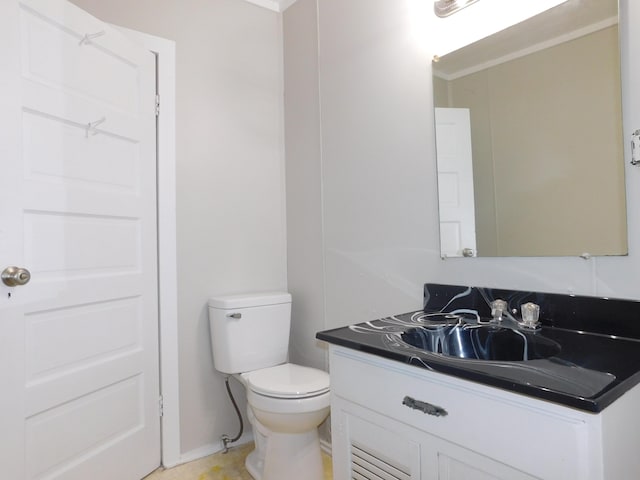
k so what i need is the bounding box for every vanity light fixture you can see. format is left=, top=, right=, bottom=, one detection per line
left=434, top=0, right=479, bottom=17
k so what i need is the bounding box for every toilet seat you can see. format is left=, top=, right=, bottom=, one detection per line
left=242, top=363, right=330, bottom=399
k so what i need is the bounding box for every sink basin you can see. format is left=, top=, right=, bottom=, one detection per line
left=400, top=324, right=561, bottom=361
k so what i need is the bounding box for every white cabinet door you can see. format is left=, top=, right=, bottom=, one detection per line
left=0, top=1, right=160, bottom=479
left=333, top=398, right=422, bottom=480
left=426, top=437, right=538, bottom=480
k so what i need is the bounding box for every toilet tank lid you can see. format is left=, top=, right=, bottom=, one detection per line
left=208, top=291, right=291, bottom=309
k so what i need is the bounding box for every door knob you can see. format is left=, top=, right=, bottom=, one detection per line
left=2, top=266, right=31, bottom=287
left=462, top=248, right=475, bottom=257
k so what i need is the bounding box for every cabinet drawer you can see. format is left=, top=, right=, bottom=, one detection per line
left=330, top=347, right=592, bottom=479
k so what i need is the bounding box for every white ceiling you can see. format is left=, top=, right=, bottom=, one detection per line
left=243, top=0, right=299, bottom=13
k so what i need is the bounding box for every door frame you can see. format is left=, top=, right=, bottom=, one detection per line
left=114, top=26, right=180, bottom=469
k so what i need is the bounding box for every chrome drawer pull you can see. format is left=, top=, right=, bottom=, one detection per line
left=402, top=395, right=448, bottom=417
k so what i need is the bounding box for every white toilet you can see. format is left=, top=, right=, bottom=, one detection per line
left=208, top=292, right=330, bottom=480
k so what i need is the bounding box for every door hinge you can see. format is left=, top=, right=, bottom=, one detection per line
left=159, top=395, right=164, bottom=417
left=155, top=94, right=160, bottom=116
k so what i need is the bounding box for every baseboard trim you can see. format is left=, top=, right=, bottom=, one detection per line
left=171, top=430, right=329, bottom=468
left=173, top=431, right=254, bottom=467
left=320, top=438, right=332, bottom=456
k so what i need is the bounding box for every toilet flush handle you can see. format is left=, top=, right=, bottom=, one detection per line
left=226, top=313, right=242, bottom=319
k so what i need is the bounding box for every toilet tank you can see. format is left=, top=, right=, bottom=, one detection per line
left=208, top=292, right=292, bottom=374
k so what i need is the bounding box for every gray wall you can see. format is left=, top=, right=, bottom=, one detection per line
left=69, top=0, right=287, bottom=456
left=283, top=0, right=326, bottom=371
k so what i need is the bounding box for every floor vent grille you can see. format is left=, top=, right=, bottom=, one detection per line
left=351, top=443, right=411, bottom=480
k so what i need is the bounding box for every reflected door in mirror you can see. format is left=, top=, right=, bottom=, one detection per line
left=435, top=108, right=477, bottom=258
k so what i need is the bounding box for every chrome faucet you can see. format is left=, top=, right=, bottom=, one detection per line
left=520, top=302, right=541, bottom=329
left=489, top=299, right=541, bottom=330
left=490, top=299, right=508, bottom=323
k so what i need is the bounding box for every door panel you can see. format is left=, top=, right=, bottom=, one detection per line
left=0, top=0, right=160, bottom=478
left=25, top=297, right=142, bottom=383
left=22, top=111, right=141, bottom=194
left=26, top=376, right=145, bottom=478
left=341, top=407, right=422, bottom=480
left=431, top=441, right=539, bottom=480
left=24, top=213, right=141, bottom=274
left=20, top=9, right=139, bottom=112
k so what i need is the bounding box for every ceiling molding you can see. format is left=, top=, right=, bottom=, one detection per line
left=243, top=0, right=299, bottom=13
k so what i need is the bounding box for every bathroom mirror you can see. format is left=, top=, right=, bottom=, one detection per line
left=432, top=0, right=627, bottom=258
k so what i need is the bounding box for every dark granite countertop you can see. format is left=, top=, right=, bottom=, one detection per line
left=316, top=284, right=640, bottom=413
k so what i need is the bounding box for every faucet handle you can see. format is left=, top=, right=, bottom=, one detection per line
left=490, top=299, right=508, bottom=322
left=521, top=302, right=540, bottom=328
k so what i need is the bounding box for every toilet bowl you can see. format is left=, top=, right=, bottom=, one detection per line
left=208, top=293, right=331, bottom=480
left=239, top=363, right=330, bottom=480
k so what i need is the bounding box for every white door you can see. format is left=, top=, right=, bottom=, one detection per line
left=435, top=108, right=477, bottom=258
left=0, top=1, right=160, bottom=479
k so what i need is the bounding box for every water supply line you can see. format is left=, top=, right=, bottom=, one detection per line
left=221, top=375, right=244, bottom=454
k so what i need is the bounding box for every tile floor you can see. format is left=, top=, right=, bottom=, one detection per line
left=144, top=442, right=333, bottom=480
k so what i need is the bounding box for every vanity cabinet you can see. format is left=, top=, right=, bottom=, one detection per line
left=337, top=402, right=538, bottom=480
left=329, top=346, right=640, bottom=480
